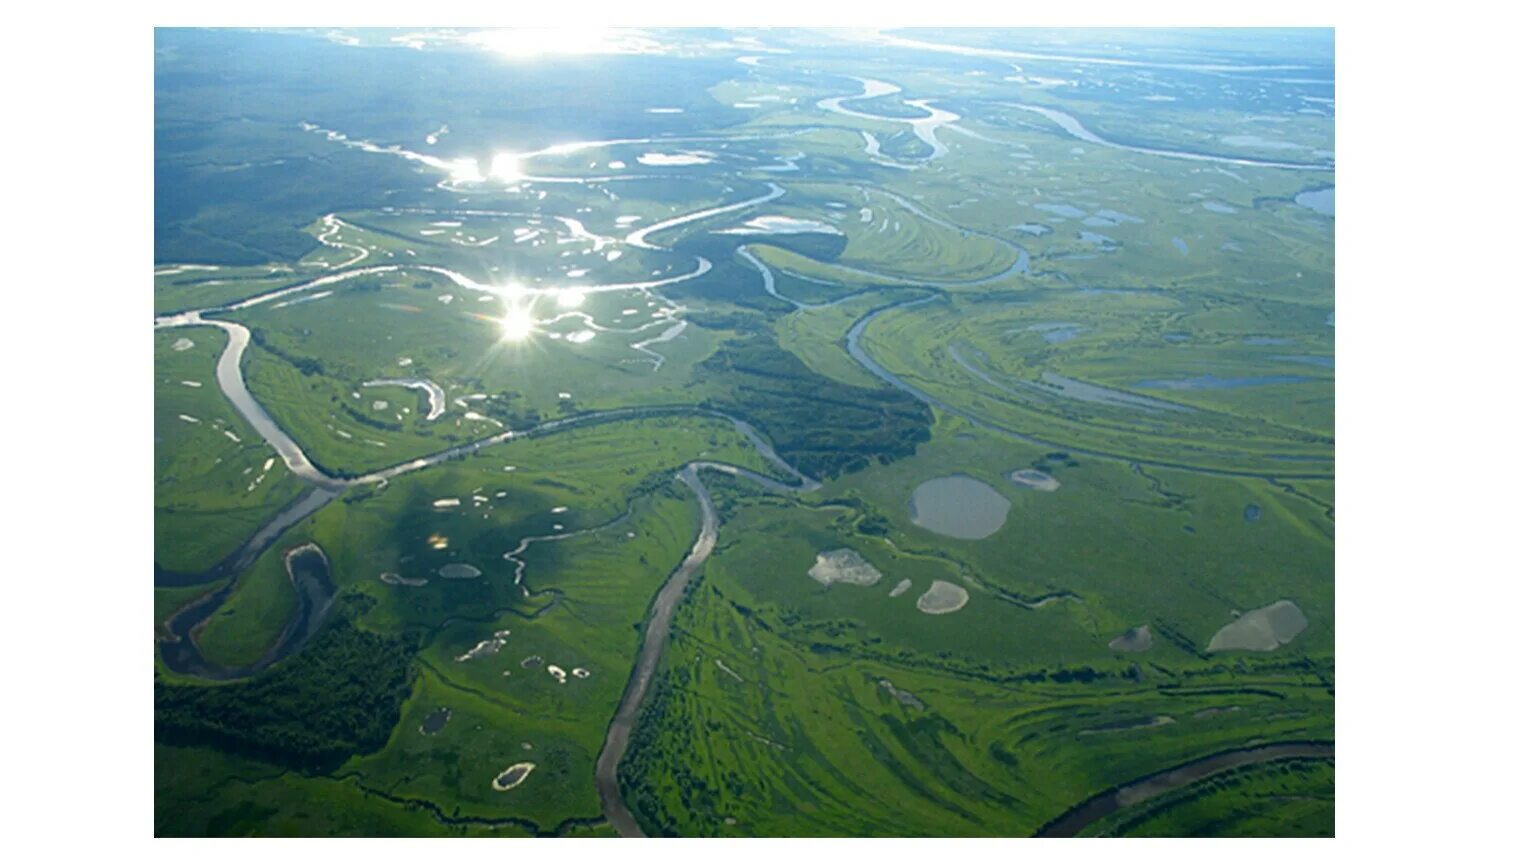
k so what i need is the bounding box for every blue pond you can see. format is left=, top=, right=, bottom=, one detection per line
left=1295, top=187, right=1335, bottom=217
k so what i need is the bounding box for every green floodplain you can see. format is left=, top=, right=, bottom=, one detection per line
left=154, top=27, right=1334, bottom=837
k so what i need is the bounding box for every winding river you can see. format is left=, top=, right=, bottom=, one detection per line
left=1035, top=741, right=1335, bottom=837
left=595, top=457, right=819, bottom=837
left=363, top=378, right=447, bottom=420
left=1004, top=103, right=1334, bottom=171
left=157, top=146, right=1328, bottom=834
left=816, top=76, right=960, bottom=162
left=160, top=543, right=336, bottom=679
left=155, top=185, right=824, bottom=681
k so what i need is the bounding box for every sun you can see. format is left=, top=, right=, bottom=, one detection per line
left=500, top=304, right=535, bottom=341
left=490, top=152, right=522, bottom=183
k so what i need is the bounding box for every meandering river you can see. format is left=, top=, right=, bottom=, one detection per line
left=160, top=543, right=336, bottom=679
left=157, top=164, right=1327, bottom=835
left=594, top=458, right=819, bottom=837
left=1035, top=741, right=1336, bottom=837
left=817, top=76, right=960, bottom=161
left=1004, top=103, right=1334, bottom=171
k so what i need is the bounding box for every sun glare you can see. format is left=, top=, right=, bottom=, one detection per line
left=490, top=152, right=522, bottom=182
left=444, top=157, right=483, bottom=184
left=501, top=304, right=535, bottom=342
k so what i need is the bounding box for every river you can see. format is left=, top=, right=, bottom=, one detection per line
left=160, top=543, right=336, bottom=679
left=157, top=155, right=1325, bottom=834
left=594, top=458, right=819, bottom=837
left=1035, top=741, right=1336, bottom=837
left=1005, top=103, right=1334, bottom=171
left=817, top=76, right=959, bottom=161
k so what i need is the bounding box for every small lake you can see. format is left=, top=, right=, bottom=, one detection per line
left=908, top=475, right=1011, bottom=539
left=421, top=707, right=452, bottom=735
left=1295, top=186, right=1335, bottom=217
left=1209, top=600, right=1308, bottom=652
left=493, top=762, right=536, bottom=791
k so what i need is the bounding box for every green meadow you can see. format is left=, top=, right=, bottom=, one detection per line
left=155, top=27, right=1334, bottom=837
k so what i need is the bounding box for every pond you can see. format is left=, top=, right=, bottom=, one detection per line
left=492, top=762, right=537, bottom=791
left=438, top=563, right=483, bottom=579
left=807, top=548, right=883, bottom=587
left=1208, top=600, right=1308, bottom=652
left=1295, top=186, right=1335, bottom=217
left=420, top=707, right=452, bottom=735
left=1009, top=469, right=1060, bottom=492
left=916, top=580, right=971, bottom=614
left=908, top=475, right=1011, bottom=539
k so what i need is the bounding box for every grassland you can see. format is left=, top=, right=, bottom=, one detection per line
left=855, top=289, right=1333, bottom=475
left=774, top=289, right=927, bottom=387
left=157, top=414, right=783, bottom=833
left=192, top=545, right=298, bottom=667
left=615, top=408, right=1331, bottom=835
left=231, top=268, right=741, bottom=476
left=737, top=181, right=1020, bottom=285
left=155, top=27, right=1333, bottom=838
left=155, top=326, right=308, bottom=573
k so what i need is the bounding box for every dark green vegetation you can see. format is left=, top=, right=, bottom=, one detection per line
left=699, top=333, right=932, bottom=478
left=157, top=596, right=417, bottom=772
left=155, top=27, right=1333, bottom=837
